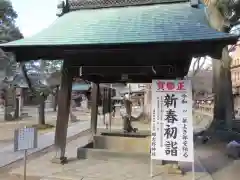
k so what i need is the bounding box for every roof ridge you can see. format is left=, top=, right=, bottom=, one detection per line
left=57, top=0, right=190, bottom=16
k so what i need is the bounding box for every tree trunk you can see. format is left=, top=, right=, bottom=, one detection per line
left=212, top=48, right=234, bottom=130
left=221, top=48, right=234, bottom=128
left=38, top=94, right=45, bottom=125
left=212, top=59, right=223, bottom=122
left=207, top=2, right=234, bottom=130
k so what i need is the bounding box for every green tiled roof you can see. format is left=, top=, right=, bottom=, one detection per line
left=0, top=3, right=237, bottom=48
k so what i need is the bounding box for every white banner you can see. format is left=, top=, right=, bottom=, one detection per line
left=151, top=80, right=193, bottom=162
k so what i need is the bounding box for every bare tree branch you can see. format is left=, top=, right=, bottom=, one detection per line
left=192, top=57, right=207, bottom=76
left=20, top=63, right=34, bottom=93
left=199, top=58, right=206, bottom=69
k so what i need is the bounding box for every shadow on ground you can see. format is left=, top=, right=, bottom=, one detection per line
left=196, top=142, right=234, bottom=175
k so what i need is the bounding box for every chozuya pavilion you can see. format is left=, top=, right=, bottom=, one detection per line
left=0, top=0, right=238, bottom=163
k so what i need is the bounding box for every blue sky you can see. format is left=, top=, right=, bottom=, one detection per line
left=11, top=0, right=59, bottom=37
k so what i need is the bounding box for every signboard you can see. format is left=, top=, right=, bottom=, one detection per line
left=151, top=80, right=193, bottom=162
left=14, top=127, right=38, bottom=151
left=14, top=127, right=38, bottom=180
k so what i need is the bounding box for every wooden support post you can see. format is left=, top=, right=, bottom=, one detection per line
left=91, top=83, right=99, bottom=136
left=108, top=87, right=112, bottom=131
left=52, top=60, right=73, bottom=164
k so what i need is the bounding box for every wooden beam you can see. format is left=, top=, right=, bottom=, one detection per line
left=81, top=73, right=187, bottom=83
left=75, top=61, right=191, bottom=82
left=10, top=39, right=229, bottom=62
left=91, top=83, right=99, bottom=135
left=81, top=66, right=176, bottom=75
left=53, top=59, right=73, bottom=164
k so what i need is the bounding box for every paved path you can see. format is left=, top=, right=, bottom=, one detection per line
left=4, top=113, right=239, bottom=180
left=9, top=134, right=212, bottom=180
left=196, top=142, right=240, bottom=180
left=5, top=118, right=239, bottom=180
left=6, top=119, right=213, bottom=180
left=0, top=120, right=90, bottom=168
left=4, top=135, right=240, bottom=180
left=211, top=160, right=240, bottom=180
left=0, top=107, right=91, bottom=142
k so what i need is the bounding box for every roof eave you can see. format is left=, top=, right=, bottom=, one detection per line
left=1, top=35, right=238, bottom=50
left=0, top=36, right=238, bottom=63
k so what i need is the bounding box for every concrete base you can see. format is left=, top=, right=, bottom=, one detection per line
left=94, top=133, right=150, bottom=153
left=51, top=156, right=68, bottom=165
left=77, top=133, right=151, bottom=160
left=77, top=133, right=182, bottom=174
left=77, top=142, right=183, bottom=174
left=78, top=143, right=150, bottom=162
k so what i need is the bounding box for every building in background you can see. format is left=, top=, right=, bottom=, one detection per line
left=231, top=45, right=240, bottom=113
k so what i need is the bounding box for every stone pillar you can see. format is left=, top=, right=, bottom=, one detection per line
left=45, top=94, right=53, bottom=109
left=4, top=86, right=16, bottom=121
left=14, top=88, right=22, bottom=119
left=52, top=60, right=73, bottom=164
left=16, top=88, right=22, bottom=117
left=82, top=97, right=88, bottom=109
